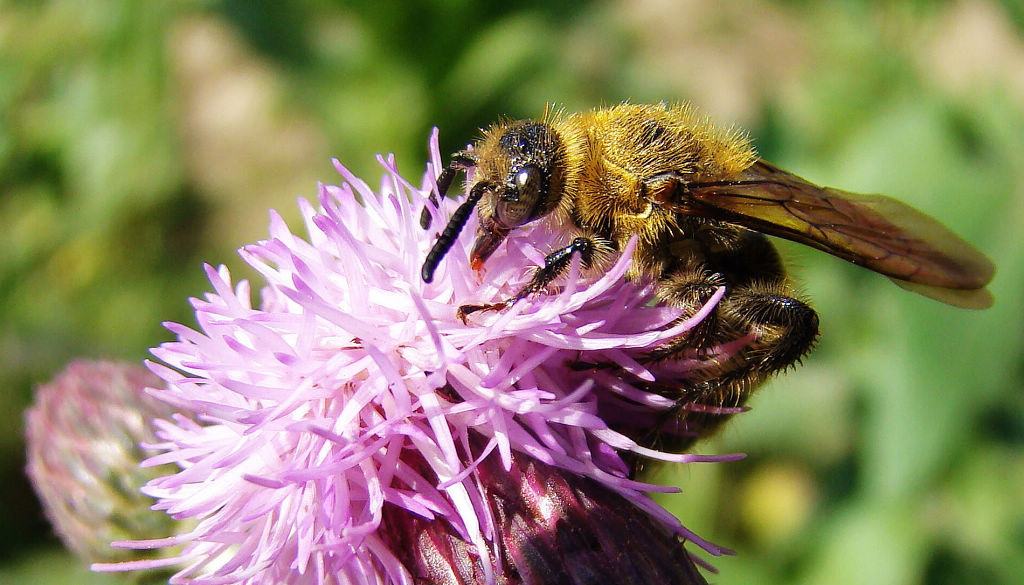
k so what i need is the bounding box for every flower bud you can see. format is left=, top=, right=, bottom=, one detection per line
left=25, top=360, right=182, bottom=566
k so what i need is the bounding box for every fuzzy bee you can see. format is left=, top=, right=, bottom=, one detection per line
left=420, top=103, right=994, bottom=442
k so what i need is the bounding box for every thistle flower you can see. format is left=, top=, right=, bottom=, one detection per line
left=25, top=360, right=184, bottom=565
left=93, top=130, right=741, bottom=584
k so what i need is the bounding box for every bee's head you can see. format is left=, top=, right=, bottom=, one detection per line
left=421, top=120, right=565, bottom=282
left=468, top=120, right=564, bottom=268
left=479, top=120, right=563, bottom=226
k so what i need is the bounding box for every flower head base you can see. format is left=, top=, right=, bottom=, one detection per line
left=96, top=131, right=740, bottom=584
left=382, top=439, right=711, bottom=585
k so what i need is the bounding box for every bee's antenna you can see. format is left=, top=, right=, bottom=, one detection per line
left=421, top=181, right=491, bottom=283
left=419, top=151, right=477, bottom=229
left=419, top=166, right=457, bottom=229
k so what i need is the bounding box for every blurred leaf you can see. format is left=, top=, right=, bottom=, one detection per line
left=0, top=547, right=124, bottom=585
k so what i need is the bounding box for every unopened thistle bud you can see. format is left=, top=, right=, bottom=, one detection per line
left=25, top=360, right=183, bottom=567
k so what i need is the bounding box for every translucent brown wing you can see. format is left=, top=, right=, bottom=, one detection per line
left=671, top=161, right=995, bottom=308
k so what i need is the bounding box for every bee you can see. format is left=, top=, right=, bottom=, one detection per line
left=420, top=103, right=994, bottom=443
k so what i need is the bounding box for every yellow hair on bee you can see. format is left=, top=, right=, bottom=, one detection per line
left=422, top=101, right=993, bottom=456
left=543, top=103, right=756, bottom=278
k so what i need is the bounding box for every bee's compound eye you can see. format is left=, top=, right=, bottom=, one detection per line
left=497, top=166, right=543, bottom=227
left=515, top=167, right=537, bottom=192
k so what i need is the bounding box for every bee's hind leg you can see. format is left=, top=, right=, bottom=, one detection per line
left=637, top=276, right=819, bottom=450
left=640, top=237, right=819, bottom=443
left=650, top=230, right=819, bottom=372
left=650, top=275, right=819, bottom=373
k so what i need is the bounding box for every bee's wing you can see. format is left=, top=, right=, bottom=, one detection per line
left=676, top=161, right=995, bottom=308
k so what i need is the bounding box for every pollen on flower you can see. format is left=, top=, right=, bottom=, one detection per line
left=92, top=130, right=739, bottom=585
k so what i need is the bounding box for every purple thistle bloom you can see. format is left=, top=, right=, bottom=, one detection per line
left=94, top=130, right=741, bottom=584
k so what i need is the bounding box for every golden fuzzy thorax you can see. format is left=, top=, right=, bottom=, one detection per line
left=543, top=103, right=758, bottom=279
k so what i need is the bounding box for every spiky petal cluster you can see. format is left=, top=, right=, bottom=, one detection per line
left=95, top=131, right=736, bottom=584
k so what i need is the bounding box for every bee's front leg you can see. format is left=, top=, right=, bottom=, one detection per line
left=457, top=237, right=597, bottom=321
left=511, top=237, right=597, bottom=301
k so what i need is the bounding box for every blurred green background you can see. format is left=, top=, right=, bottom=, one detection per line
left=2, top=0, right=1021, bottom=583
